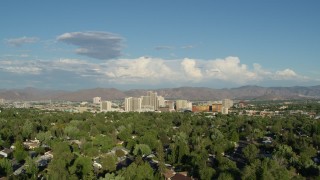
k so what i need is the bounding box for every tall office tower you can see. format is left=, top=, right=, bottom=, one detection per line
left=125, top=97, right=142, bottom=112
left=0, top=98, right=4, bottom=104
left=222, top=99, right=233, bottom=108
left=147, top=91, right=159, bottom=110
left=124, top=97, right=132, bottom=112
left=141, top=96, right=153, bottom=111
left=100, top=101, right=112, bottom=112
left=158, top=96, right=165, bottom=107
left=93, top=97, right=101, bottom=104
left=175, top=100, right=189, bottom=111
left=132, top=97, right=142, bottom=112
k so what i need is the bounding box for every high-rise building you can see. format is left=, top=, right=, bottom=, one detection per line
left=158, top=96, right=165, bottom=107
left=124, top=97, right=132, bottom=112
left=125, top=97, right=142, bottom=112
left=141, top=96, right=153, bottom=111
left=132, top=97, right=142, bottom=112
left=222, top=99, right=233, bottom=109
left=0, top=98, right=4, bottom=104
left=124, top=91, right=163, bottom=112
left=147, top=91, right=159, bottom=110
left=93, top=97, right=101, bottom=104
left=100, top=101, right=112, bottom=112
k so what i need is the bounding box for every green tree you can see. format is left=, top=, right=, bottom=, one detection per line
left=122, top=162, right=154, bottom=180
left=22, top=120, right=34, bottom=139
left=13, top=141, right=28, bottom=162
left=133, top=144, right=152, bottom=156
left=273, top=144, right=295, bottom=167
left=243, top=144, right=259, bottom=163
left=230, top=130, right=239, bottom=142
left=47, top=141, right=74, bottom=179
left=217, top=155, right=239, bottom=178
left=101, top=154, right=117, bottom=172
left=242, top=164, right=257, bottom=180
left=36, top=131, right=52, bottom=144
left=64, top=125, right=80, bottom=139
left=101, top=173, right=125, bottom=180
left=93, top=134, right=115, bottom=153
left=118, top=129, right=131, bottom=141
left=115, top=149, right=126, bottom=158
left=25, top=156, right=38, bottom=180
left=135, top=162, right=154, bottom=180
left=139, top=131, right=158, bottom=150
left=218, top=172, right=234, bottom=180
left=0, top=135, right=4, bottom=147
left=69, top=156, right=94, bottom=180
left=256, top=158, right=292, bottom=180
left=0, top=158, right=12, bottom=177
left=156, top=142, right=166, bottom=174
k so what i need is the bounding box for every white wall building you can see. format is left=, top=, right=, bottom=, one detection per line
left=147, top=91, right=159, bottom=110
left=125, top=97, right=142, bottom=112
left=222, top=107, right=229, bottom=114
left=93, top=97, right=101, bottom=104
left=100, top=101, right=112, bottom=112
left=158, top=96, right=165, bottom=107
left=165, top=100, right=175, bottom=110
left=125, top=97, right=132, bottom=112
left=132, top=97, right=142, bottom=112
left=176, top=100, right=190, bottom=111
left=124, top=91, right=164, bottom=112
left=222, top=99, right=233, bottom=109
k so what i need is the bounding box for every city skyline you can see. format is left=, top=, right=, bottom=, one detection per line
left=1, top=1, right=320, bottom=90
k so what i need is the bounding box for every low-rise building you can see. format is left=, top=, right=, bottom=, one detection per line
left=0, top=148, right=13, bottom=158
left=23, top=139, right=40, bottom=150
left=192, top=105, right=210, bottom=112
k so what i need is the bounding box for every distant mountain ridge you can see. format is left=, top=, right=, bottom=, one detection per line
left=0, top=85, right=320, bottom=101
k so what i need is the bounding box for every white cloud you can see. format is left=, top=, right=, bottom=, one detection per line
left=204, top=56, right=258, bottom=83
left=101, top=57, right=177, bottom=83
left=0, top=56, right=313, bottom=87
left=274, top=69, right=298, bottom=80
left=3, top=67, right=42, bottom=74
left=5, top=36, right=39, bottom=47
left=0, top=61, right=42, bottom=74
left=57, top=31, right=124, bottom=60
left=253, top=63, right=273, bottom=78
left=181, top=58, right=203, bottom=80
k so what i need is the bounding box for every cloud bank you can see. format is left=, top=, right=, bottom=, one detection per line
left=6, top=36, right=39, bottom=47
left=0, top=56, right=312, bottom=89
left=57, top=31, right=124, bottom=60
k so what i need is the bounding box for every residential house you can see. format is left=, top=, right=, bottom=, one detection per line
left=23, top=139, right=40, bottom=150
left=0, top=148, right=13, bottom=158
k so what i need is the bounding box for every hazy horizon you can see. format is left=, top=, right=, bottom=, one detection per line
left=1, top=84, right=320, bottom=92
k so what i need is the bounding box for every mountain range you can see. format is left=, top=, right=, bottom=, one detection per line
left=0, top=85, right=320, bottom=101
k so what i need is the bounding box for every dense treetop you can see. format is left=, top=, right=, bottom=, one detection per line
left=0, top=101, right=320, bottom=179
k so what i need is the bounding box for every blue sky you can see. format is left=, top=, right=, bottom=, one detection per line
left=0, top=0, right=319, bottom=90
